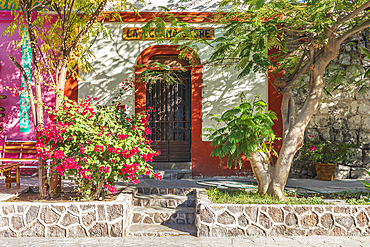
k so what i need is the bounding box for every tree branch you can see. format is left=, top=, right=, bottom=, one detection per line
left=286, top=48, right=308, bottom=82
left=30, top=0, right=50, bottom=12
left=338, top=19, right=370, bottom=45
left=65, top=0, right=108, bottom=58
left=337, top=1, right=370, bottom=25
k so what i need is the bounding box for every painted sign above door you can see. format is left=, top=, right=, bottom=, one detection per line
left=122, top=27, right=214, bottom=40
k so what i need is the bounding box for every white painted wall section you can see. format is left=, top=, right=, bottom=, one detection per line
left=80, top=23, right=267, bottom=140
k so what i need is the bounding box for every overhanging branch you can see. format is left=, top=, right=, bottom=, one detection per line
left=337, top=2, right=370, bottom=25
left=338, top=19, right=370, bottom=44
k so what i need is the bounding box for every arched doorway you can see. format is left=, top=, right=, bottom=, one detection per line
left=146, top=55, right=191, bottom=161
left=135, top=45, right=204, bottom=171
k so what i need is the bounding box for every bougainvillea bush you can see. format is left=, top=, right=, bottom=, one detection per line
left=36, top=91, right=161, bottom=199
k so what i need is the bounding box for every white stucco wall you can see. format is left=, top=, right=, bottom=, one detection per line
left=79, top=22, right=267, bottom=140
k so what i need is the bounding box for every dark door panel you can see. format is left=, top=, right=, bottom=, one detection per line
left=146, top=70, right=191, bottom=162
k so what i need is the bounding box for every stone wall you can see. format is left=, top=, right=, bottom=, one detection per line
left=290, top=85, right=370, bottom=179
left=290, top=31, right=370, bottom=179
left=195, top=188, right=370, bottom=237
left=0, top=193, right=132, bottom=237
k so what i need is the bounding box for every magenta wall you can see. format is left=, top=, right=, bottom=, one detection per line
left=0, top=11, right=54, bottom=146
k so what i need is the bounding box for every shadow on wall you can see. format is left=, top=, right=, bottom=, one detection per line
left=78, top=27, right=147, bottom=116
left=201, top=64, right=268, bottom=139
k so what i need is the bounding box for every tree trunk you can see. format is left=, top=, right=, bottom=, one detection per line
left=249, top=152, right=271, bottom=194
left=49, top=66, right=67, bottom=197
left=252, top=42, right=339, bottom=200
left=49, top=159, right=61, bottom=196
left=267, top=53, right=332, bottom=199
left=93, top=178, right=106, bottom=199
left=38, top=158, right=48, bottom=197
left=55, top=65, right=67, bottom=107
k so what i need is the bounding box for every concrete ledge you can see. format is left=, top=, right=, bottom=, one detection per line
left=0, top=192, right=133, bottom=238
left=195, top=188, right=370, bottom=237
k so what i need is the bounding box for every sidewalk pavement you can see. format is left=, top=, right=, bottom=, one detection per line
left=0, top=236, right=368, bottom=247
left=0, top=175, right=368, bottom=201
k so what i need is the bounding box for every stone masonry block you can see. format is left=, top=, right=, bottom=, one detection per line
left=110, top=221, right=123, bottom=237
left=107, top=205, right=123, bottom=222
left=46, top=225, right=66, bottom=237
left=68, top=225, right=87, bottom=238
left=2, top=206, right=14, bottom=215
left=320, top=213, right=334, bottom=229
left=40, top=207, right=59, bottom=225
left=60, top=213, right=79, bottom=227
left=335, top=165, right=350, bottom=179
left=268, top=207, right=284, bottom=223
left=26, top=206, right=40, bottom=224
left=200, top=207, right=215, bottom=224
left=258, top=213, right=271, bottom=229
left=351, top=167, right=370, bottom=179
left=335, top=216, right=355, bottom=231
left=20, top=220, right=45, bottom=237
left=89, top=223, right=108, bottom=237
left=11, top=216, right=24, bottom=231
left=217, top=211, right=235, bottom=225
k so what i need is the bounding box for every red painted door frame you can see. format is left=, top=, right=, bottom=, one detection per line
left=134, top=45, right=204, bottom=168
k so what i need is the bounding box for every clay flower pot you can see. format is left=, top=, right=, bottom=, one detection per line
left=315, top=162, right=337, bottom=181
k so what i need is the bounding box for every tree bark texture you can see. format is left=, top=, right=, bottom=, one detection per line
left=49, top=159, right=61, bottom=196
left=252, top=29, right=342, bottom=199
left=38, top=158, right=48, bottom=196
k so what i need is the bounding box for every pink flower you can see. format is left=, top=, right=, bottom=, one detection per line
left=154, top=172, right=162, bottom=180
left=54, top=150, right=65, bottom=159
left=100, top=166, right=110, bottom=173
left=118, top=134, right=129, bottom=140
left=145, top=167, right=151, bottom=176
left=309, top=135, right=314, bottom=138
left=144, top=127, right=151, bottom=135
left=80, top=144, right=86, bottom=154
left=309, top=145, right=315, bottom=151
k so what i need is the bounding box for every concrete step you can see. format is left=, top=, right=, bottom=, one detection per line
left=138, top=169, right=192, bottom=179
left=132, top=206, right=195, bottom=225
left=150, top=162, right=192, bottom=170
left=134, top=193, right=196, bottom=208
left=136, top=187, right=194, bottom=196
left=127, top=224, right=196, bottom=237
left=159, top=169, right=192, bottom=179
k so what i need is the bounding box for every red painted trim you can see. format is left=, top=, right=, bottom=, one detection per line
left=134, top=45, right=201, bottom=114
left=136, top=45, right=201, bottom=66
left=268, top=47, right=283, bottom=154
left=97, top=12, right=218, bottom=23
left=64, top=76, right=78, bottom=101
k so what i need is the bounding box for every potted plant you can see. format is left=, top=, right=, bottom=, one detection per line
left=300, top=137, right=358, bottom=181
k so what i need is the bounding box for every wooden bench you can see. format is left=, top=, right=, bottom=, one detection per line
left=0, top=138, right=38, bottom=189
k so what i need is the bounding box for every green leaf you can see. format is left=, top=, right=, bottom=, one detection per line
left=260, top=125, right=270, bottom=140
left=222, top=140, right=236, bottom=154
left=239, top=102, right=252, bottom=109
left=211, top=146, right=224, bottom=157
left=229, top=130, right=243, bottom=143
left=211, top=135, right=226, bottom=147
left=365, top=68, right=370, bottom=78
left=360, top=47, right=370, bottom=59
left=227, top=157, right=234, bottom=168
left=254, top=100, right=267, bottom=107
